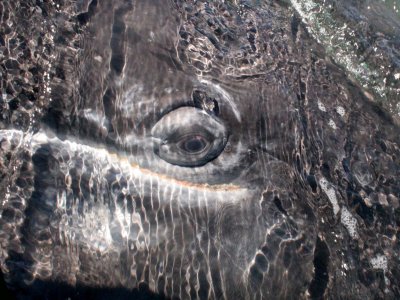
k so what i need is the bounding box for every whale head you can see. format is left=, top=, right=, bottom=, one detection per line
left=1, top=0, right=399, bottom=299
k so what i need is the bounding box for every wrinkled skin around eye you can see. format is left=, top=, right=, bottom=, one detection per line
left=151, top=107, right=228, bottom=167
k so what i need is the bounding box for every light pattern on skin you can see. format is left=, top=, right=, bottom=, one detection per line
left=319, top=178, right=340, bottom=215
left=0, top=0, right=399, bottom=299
left=340, top=207, right=359, bottom=239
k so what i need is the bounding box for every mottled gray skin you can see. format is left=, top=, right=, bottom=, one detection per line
left=0, top=0, right=399, bottom=299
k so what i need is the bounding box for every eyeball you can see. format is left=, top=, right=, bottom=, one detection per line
left=176, top=134, right=210, bottom=155
left=151, top=107, right=228, bottom=167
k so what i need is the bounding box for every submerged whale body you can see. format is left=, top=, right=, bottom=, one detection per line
left=0, top=0, right=399, bottom=299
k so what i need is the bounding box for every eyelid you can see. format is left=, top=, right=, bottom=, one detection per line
left=163, top=126, right=214, bottom=143
left=130, top=93, right=194, bottom=132
left=151, top=107, right=225, bottom=138
left=132, top=81, right=235, bottom=132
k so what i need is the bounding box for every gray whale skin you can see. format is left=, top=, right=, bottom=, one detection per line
left=0, top=1, right=399, bottom=299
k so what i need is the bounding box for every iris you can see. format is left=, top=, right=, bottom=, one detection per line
left=177, top=135, right=209, bottom=154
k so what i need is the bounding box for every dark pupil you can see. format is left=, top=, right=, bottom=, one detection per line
left=182, top=136, right=206, bottom=153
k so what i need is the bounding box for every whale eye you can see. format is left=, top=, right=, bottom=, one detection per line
left=177, top=134, right=209, bottom=154
left=151, top=107, right=228, bottom=167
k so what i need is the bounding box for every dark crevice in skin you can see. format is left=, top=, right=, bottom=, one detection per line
left=76, top=0, right=98, bottom=25
left=110, top=4, right=132, bottom=76
left=231, top=73, right=265, bottom=80
left=42, top=107, right=71, bottom=139
left=294, top=67, right=322, bottom=194
left=246, top=22, right=257, bottom=52
left=295, top=153, right=302, bottom=175
left=195, top=27, right=223, bottom=52
left=257, top=113, right=267, bottom=152
left=249, top=265, right=264, bottom=290
left=273, top=195, right=288, bottom=216
left=102, top=87, right=116, bottom=124
left=298, top=80, right=306, bottom=101
left=320, top=162, right=331, bottom=180
left=308, top=237, right=330, bottom=300
left=291, top=13, right=301, bottom=41
left=307, top=174, right=318, bottom=193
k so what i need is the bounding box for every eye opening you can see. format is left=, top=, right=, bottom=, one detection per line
left=176, top=133, right=211, bottom=155
left=151, top=107, right=228, bottom=167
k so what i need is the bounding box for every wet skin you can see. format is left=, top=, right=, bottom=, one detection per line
left=35, top=2, right=316, bottom=298
left=1, top=0, right=400, bottom=299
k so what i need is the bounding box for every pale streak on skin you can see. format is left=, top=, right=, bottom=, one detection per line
left=31, top=130, right=244, bottom=193
left=205, top=204, right=216, bottom=300
left=155, top=176, right=161, bottom=247
left=124, top=157, right=242, bottom=192
left=150, top=175, right=154, bottom=211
